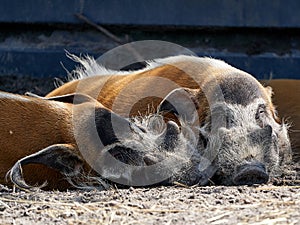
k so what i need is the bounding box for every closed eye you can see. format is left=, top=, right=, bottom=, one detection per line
left=258, top=108, right=265, bottom=114
left=255, top=104, right=266, bottom=119
left=226, top=114, right=236, bottom=128
left=255, top=104, right=268, bottom=127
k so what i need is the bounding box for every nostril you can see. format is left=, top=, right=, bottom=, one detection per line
left=233, top=163, right=269, bottom=185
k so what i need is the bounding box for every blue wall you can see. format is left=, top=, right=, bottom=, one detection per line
left=1, top=0, right=300, bottom=28
left=0, top=1, right=300, bottom=78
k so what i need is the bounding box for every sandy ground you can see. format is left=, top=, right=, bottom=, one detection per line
left=0, top=75, right=299, bottom=225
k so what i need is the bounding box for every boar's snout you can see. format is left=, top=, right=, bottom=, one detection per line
left=233, top=161, right=269, bottom=185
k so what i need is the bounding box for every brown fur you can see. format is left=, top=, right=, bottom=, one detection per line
left=261, top=79, right=300, bottom=161
left=48, top=65, right=200, bottom=116
left=0, top=93, right=74, bottom=189
left=0, top=92, right=116, bottom=190
left=47, top=57, right=299, bottom=167
left=4, top=57, right=295, bottom=190
left=47, top=63, right=276, bottom=126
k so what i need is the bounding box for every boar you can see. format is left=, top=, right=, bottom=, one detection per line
left=0, top=92, right=155, bottom=190
left=44, top=55, right=293, bottom=186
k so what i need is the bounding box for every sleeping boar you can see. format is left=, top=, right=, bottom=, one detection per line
left=45, top=55, right=292, bottom=186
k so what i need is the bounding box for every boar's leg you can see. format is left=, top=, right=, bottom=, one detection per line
left=8, top=144, right=83, bottom=191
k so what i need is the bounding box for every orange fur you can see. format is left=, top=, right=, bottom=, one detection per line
left=261, top=79, right=300, bottom=160
left=0, top=92, right=110, bottom=190
left=47, top=58, right=299, bottom=160
left=47, top=63, right=274, bottom=122
left=5, top=57, right=297, bottom=190
left=0, top=93, right=74, bottom=189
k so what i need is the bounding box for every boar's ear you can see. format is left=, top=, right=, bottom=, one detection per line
left=93, top=106, right=148, bottom=147
left=263, top=86, right=282, bottom=123
left=264, top=86, right=273, bottom=98
left=7, top=144, right=83, bottom=191
left=155, top=121, right=180, bottom=151
left=157, top=88, right=199, bottom=123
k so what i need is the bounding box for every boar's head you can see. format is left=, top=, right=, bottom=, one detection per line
left=158, top=74, right=292, bottom=186
left=206, top=100, right=291, bottom=185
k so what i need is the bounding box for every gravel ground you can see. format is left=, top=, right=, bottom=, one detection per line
left=0, top=75, right=299, bottom=225
left=0, top=184, right=299, bottom=225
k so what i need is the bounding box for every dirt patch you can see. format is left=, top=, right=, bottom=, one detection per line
left=0, top=184, right=299, bottom=225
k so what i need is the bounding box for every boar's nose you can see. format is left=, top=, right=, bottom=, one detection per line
left=233, top=162, right=269, bottom=185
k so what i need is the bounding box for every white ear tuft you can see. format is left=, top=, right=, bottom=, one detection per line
left=265, top=86, right=274, bottom=98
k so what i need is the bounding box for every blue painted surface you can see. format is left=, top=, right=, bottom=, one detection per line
left=1, top=49, right=300, bottom=79
left=1, top=1, right=300, bottom=78
left=1, top=0, right=300, bottom=27
left=207, top=53, right=300, bottom=79
left=0, top=50, right=76, bottom=78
